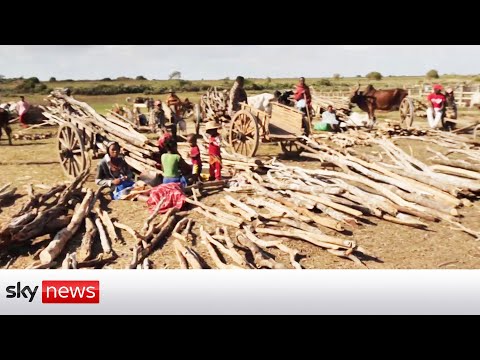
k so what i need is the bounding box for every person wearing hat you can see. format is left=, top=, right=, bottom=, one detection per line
left=228, top=76, right=248, bottom=117
left=96, top=141, right=135, bottom=200
left=426, top=84, right=447, bottom=129
left=206, top=120, right=223, bottom=181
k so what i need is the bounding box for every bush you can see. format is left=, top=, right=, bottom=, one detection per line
left=136, top=75, right=147, bottom=81
left=49, top=77, right=57, bottom=82
left=333, top=73, right=341, bottom=80
left=366, top=72, right=383, bottom=81
left=315, top=79, right=332, bottom=87
left=101, top=77, right=112, bottom=81
left=116, top=76, right=132, bottom=81
left=426, top=69, right=440, bottom=79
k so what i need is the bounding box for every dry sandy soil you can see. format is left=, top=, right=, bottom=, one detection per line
left=1, top=117, right=480, bottom=270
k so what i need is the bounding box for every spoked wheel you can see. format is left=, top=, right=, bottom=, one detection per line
left=279, top=140, right=304, bottom=157
left=279, top=117, right=310, bottom=157
left=58, top=123, right=86, bottom=179
left=399, top=97, right=415, bottom=128
left=229, top=110, right=259, bottom=157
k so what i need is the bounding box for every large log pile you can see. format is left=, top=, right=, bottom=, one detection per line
left=42, top=90, right=162, bottom=176
left=310, top=88, right=352, bottom=121
left=200, top=87, right=229, bottom=121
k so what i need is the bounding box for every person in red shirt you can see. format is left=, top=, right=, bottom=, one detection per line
left=427, top=84, right=446, bottom=129
left=206, top=121, right=222, bottom=181
left=188, top=133, right=202, bottom=183
left=293, top=77, right=312, bottom=115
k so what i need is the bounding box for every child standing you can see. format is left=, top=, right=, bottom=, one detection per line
left=188, top=133, right=202, bottom=183
left=205, top=121, right=222, bottom=181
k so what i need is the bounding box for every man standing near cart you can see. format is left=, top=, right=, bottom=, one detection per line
left=228, top=76, right=248, bottom=117
left=426, top=84, right=446, bottom=129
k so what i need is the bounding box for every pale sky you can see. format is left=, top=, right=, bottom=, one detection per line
left=0, top=45, right=478, bottom=81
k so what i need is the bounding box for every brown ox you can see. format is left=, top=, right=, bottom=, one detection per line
left=350, top=84, right=408, bottom=123
left=0, top=108, right=12, bottom=145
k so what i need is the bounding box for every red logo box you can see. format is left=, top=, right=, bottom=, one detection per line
left=42, top=281, right=100, bottom=304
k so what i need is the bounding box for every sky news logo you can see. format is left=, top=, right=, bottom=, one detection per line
left=5, top=281, right=100, bottom=303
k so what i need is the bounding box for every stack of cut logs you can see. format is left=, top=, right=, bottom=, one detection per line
left=12, top=132, right=55, bottom=141
left=310, top=89, right=352, bottom=120
left=42, top=90, right=162, bottom=176
left=200, top=87, right=229, bottom=121
left=42, top=90, right=260, bottom=176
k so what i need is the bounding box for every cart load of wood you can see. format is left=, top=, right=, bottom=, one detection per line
left=311, top=88, right=352, bottom=121
left=200, top=87, right=229, bottom=121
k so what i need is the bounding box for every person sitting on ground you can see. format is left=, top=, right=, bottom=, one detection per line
left=319, top=105, right=340, bottom=133
left=228, top=76, right=248, bottom=117
left=206, top=120, right=222, bottom=181
left=96, top=142, right=135, bottom=200
left=161, top=138, right=189, bottom=187
left=188, top=133, right=202, bottom=183
left=426, top=84, right=446, bottom=129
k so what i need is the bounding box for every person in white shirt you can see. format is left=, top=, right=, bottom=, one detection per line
left=321, top=105, right=340, bottom=132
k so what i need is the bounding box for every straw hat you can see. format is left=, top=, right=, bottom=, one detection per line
left=205, top=120, right=221, bottom=131
left=446, top=87, right=453, bottom=93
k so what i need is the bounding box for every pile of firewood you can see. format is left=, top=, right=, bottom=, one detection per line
left=12, top=132, right=55, bottom=141
left=311, top=88, right=352, bottom=121
left=200, top=87, right=229, bottom=120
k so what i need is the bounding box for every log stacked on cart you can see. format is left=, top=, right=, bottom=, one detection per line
left=200, top=87, right=229, bottom=121
left=42, top=90, right=161, bottom=177
left=310, top=88, right=352, bottom=121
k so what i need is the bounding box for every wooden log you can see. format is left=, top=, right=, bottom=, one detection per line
left=94, top=211, right=112, bottom=254
left=99, top=210, right=120, bottom=243
left=431, top=158, right=480, bottom=173
left=201, top=227, right=251, bottom=268
left=140, top=208, right=179, bottom=261
left=236, top=232, right=286, bottom=269
left=193, top=207, right=242, bottom=228
left=244, top=173, right=344, bottom=231
left=220, top=199, right=254, bottom=222
left=78, top=216, right=97, bottom=261
left=430, top=165, right=480, bottom=180
left=224, top=195, right=259, bottom=219
left=114, top=221, right=144, bottom=245
left=255, top=226, right=355, bottom=250
left=173, top=240, right=203, bottom=269
left=245, top=197, right=311, bottom=222
left=382, top=213, right=428, bottom=228
left=185, top=198, right=244, bottom=225
left=39, top=189, right=94, bottom=264
left=200, top=228, right=244, bottom=269
left=243, top=227, right=302, bottom=269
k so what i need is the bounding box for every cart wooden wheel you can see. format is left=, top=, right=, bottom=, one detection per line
left=474, top=124, right=480, bottom=140
left=279, top=140, right=304, bottom=157
left=399, top=97, right=415, bottom=128
left=58, top=123, right=86, bottom=178
left=229, top=110, right=259, bottom=157
left=279, top=117, right=310, bottom=157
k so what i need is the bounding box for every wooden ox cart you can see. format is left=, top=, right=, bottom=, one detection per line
left=399, top=96, right=458, bottom=129
left=42, top=90, right=162, bottom=179
left=228, top=102, right=310, bottom=157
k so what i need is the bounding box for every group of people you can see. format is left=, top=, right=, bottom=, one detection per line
left=95, top=120, right=223, bottom=200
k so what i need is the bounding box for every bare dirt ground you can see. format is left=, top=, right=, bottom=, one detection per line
left=1, top=116, right=480, bottom=270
